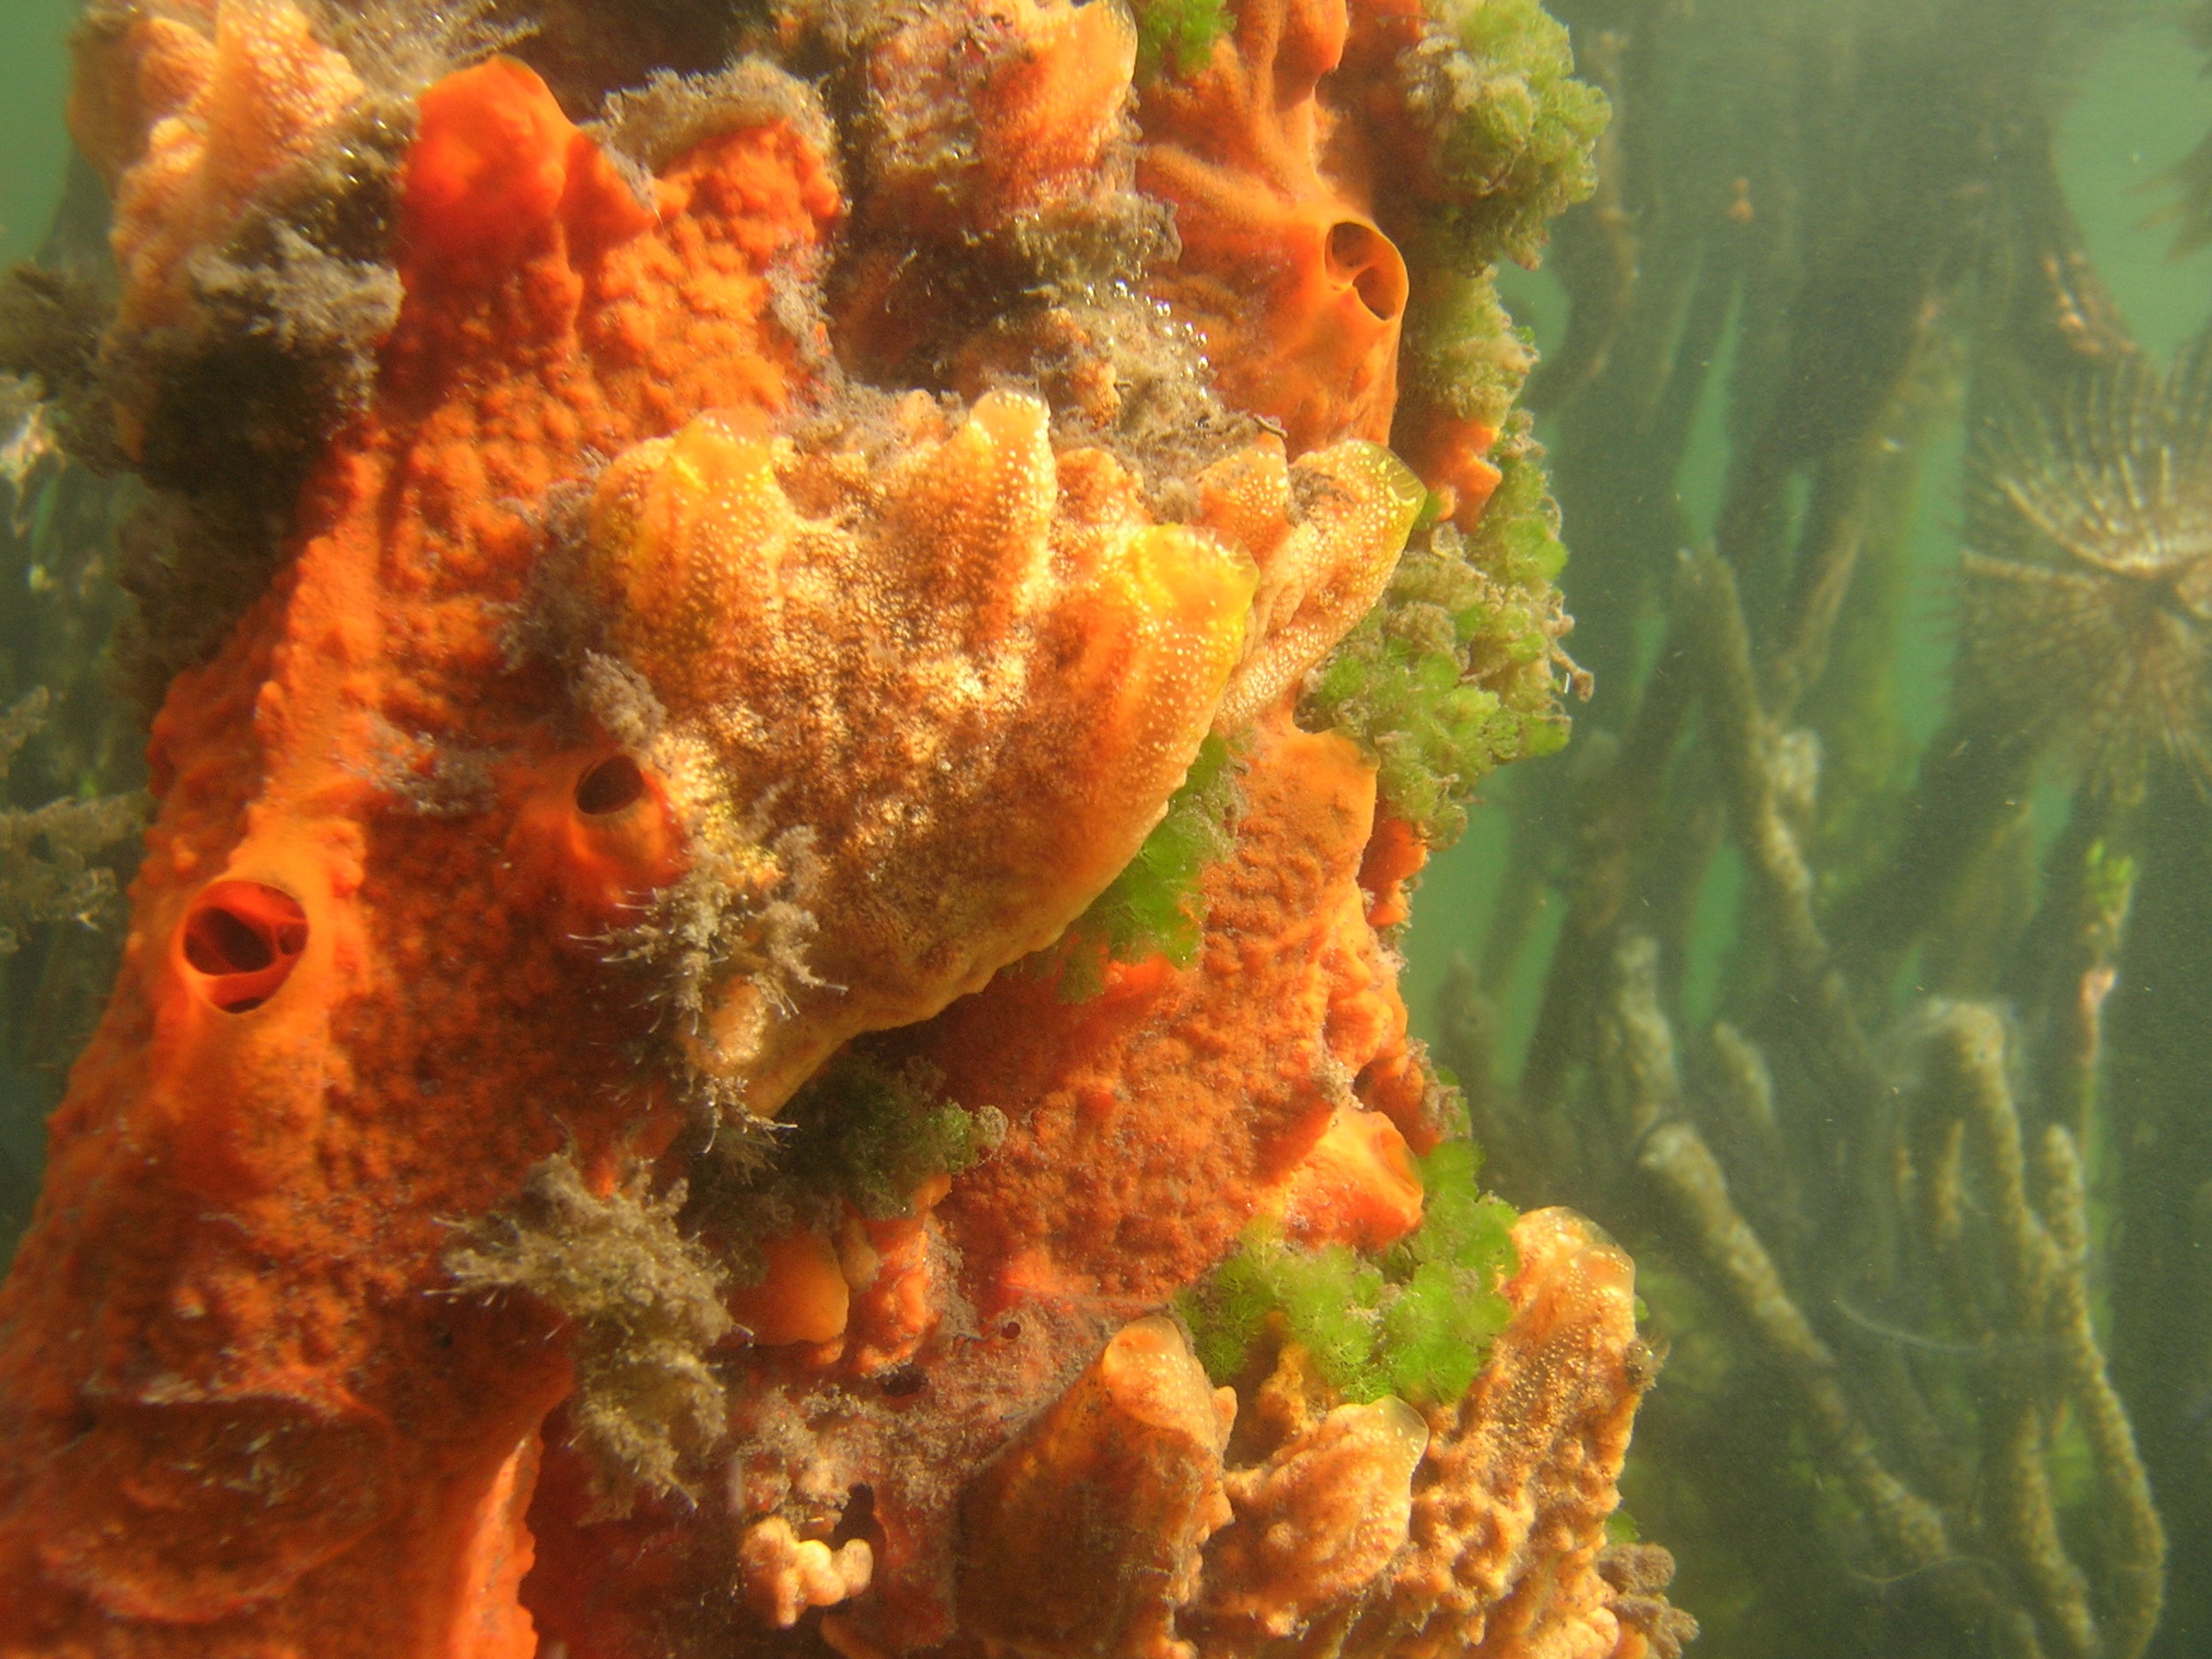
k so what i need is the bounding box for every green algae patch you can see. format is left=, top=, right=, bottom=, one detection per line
left=1178, top=1139, right=1517, bottom=1406
left=1402, top=272, right=1539, bottom=439
left=681, top=1053, right=1006, bottom=1286
left=772, top=1055, right=1007, bottom=1222
left=1132, top=0, right=1231, bottom=84
left=1302, top=419, right=1574, bottom=846
left=1053, top=731, right=1240, bottom=996
left=1417, top=0, right=1612, bottom=272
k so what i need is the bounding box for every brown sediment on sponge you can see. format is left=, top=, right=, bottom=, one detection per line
left=0, top=1, right=1663, bottom=1655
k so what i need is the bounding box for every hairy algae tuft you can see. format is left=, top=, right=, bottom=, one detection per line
left=447, top=1156, right=733, bottom=1516
left=1178, top=1139, right=1517, bottom=1405
left=449, top=1062, right=1002, bottom=1509
left=1302, top=417, right=1575, bottom=845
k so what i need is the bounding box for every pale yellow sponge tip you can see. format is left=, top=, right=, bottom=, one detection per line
left=1210, top=437, right=1425, bottom=726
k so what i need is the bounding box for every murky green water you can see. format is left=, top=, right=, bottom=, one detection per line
left=1397, top=6, right=2212, bottom=1656
left=0, top=1, right=82, bottom=270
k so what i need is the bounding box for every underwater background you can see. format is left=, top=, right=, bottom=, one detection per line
left=1392, top=4, right=2212, bottom=1658
left=3, top=1, right=2209, bottom=1656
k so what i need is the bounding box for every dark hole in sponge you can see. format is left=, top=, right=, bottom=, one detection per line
left=1325, top=220, right=1407, bottom=323
left=185, top=905, right=275, bottom=975
left=575, top=755, right=647, bottom=816
left=181, top=882, right=309, bottom=1013
left=831, top=1484, right=878, bottom=1548
left=879, top=1363, right=926, bottom=1399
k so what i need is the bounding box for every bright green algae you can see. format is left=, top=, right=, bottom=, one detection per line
left=1056, top=730, right=1240, bottom=993
left=1177, top=1140, right=1517, bottom=1406
left=1130, top=0, right=1231, bottom=83
left=1417, top=0, right=1611, bottom=273
left=1304, top=420, right=1573, bottom=846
